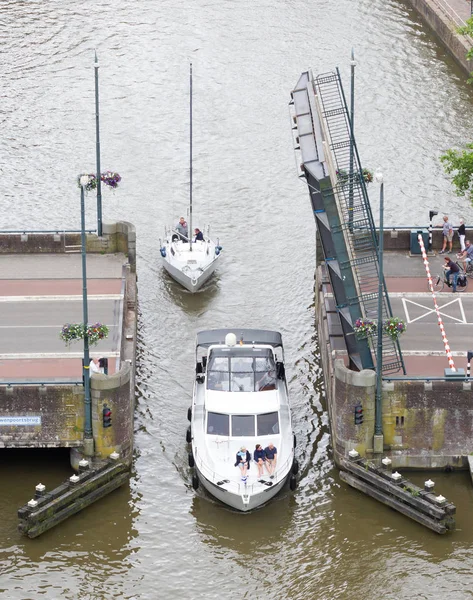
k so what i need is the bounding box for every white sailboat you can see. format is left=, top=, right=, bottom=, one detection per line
left=160, top=64, right=222, bottom=293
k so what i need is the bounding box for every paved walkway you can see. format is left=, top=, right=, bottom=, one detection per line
left=437, top=0, right=471, bottom=23
left=0, top=254, right=126, bottom=382
left=385, top=251, right=473, bottom=376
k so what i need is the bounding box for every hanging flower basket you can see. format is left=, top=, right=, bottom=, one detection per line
left=353, top=318, right=377, bottom=339
left=77, top=171, right=122, bottom=191
left=60, top=322, right=109, bottom=346
left=383, top=317, right=406, bottom=341
left=101, top=171, right=122, bottom=189
left=77, top=174, right=97, bottom=192
left=86, top=322, right=109, bottom=345
left=361, top=168, right=373, bottom=184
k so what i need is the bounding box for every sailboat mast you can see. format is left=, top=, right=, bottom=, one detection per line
left=189, top=63, right=193, bottom=251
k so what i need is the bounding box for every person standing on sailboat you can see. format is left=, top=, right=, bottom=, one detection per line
left=176, top=216, right=188, bottom=241
left=194, top=228, right=204, bottom=241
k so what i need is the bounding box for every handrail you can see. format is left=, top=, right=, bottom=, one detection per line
left=433, top=0, right=473, bottom=44
left=0, top=381, right=84, bottom=387
left=384, top=376, right=472, bottom=381
left=0, top=229, right=96, bottom=234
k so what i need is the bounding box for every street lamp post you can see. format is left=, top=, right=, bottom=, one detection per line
left=374, top=171, right=384, bottom=452
left=348, top=48, right=356, bottom=233
left=79, top=175, right=94, bottom=457
left=94, top=51, right=103, bottom=237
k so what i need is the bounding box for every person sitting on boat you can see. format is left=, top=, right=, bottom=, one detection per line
left=256, top=368, right=277, bottom=391
left=264, top=443, right=277, bottom=479
left=234, top=447, right=251, bottom=482
left=194, top=228, right=204, bottom=242
left=254, top=444, right=268, bottom=478
left=175, top=217, right=188, bottom=241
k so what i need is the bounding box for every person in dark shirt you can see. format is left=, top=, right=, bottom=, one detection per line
left=194, top=228, right=204, bottom=242
left=264, top=443, right=277, bottom=478
left=443, top=256, right=460, bottom=292
left=254, top=444, right=268, bottom=478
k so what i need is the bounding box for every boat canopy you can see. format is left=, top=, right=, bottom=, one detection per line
left=196, top=329, right=283, bottom=349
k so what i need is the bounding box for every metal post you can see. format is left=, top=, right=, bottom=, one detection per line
left=468, top=351, right=473, bottom=378
left=428, top=210, right=438, bottom=252
left=375, top=176, right=384, bottom=438
left=94, top=51, right=103, bottom=237
left=189, top=62, right=193, bottom=251
left=80, top=179, right=93, bottom=453
left=348, top=49, right=355, bottom=233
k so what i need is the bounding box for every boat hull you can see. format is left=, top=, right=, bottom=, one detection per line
left=161, top=254, right=219, bottom=293
left=196, top=468, right=290, bottom=512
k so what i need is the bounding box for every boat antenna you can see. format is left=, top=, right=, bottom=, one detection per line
left=189, top=62, right=193, bottom=252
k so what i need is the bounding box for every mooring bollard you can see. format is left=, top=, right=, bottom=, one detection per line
left=35, top=483, right=46, bottom=498
left=425, top=479, right=435, bottom=492
left=78, top=459, right=89, bottom=473
left=391, top=471, right=402, bottom=483
left=434, top=495, right=446, bottom=506
left=27, top=499, right=38, bottom=509
left=110, top=451, right=120, bottom=461
left=381, top=457, right=392, bottom=471
left=69, top=474, right=80, bottom=485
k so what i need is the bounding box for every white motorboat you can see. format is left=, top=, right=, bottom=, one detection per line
left=187, top=329, right=298, bottom=512
left=160, top=63, right=222, bottom=293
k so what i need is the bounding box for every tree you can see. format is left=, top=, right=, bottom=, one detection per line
left=440, top=144, right=473, bottom=199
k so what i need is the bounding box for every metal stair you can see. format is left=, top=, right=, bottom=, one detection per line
left=290, top=69, right=404, bottom=374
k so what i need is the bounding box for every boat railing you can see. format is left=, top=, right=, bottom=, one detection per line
left=195, top=449, right=294, bottom=495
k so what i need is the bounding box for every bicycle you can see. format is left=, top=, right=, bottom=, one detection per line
left=429, top=262, right=469, bottom=293
left=455, top=254, right=473, bottom=279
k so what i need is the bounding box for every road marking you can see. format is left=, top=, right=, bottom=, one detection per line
left=0, top=352, right=120, bottom=359
left=0, top=295, right=123, bottom=302
left=401, top=297, right=467, bottom=324
left=402, top=350, right=471, bottom=356
left=0, top=325, right=117, bottom=329
left=389, top=292, right=473, bottom=298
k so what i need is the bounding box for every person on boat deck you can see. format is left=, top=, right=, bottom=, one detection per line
left=194, top=228, right=204, bottom=242
left=234, top=447, right=251, bottom=481
left=264, top=443, right=277, bottom=478
left=254, top=444, right=268, bottom=478
left=175, top=217, right=188, bottom=241
left=256, top=369, right=277, bottom=391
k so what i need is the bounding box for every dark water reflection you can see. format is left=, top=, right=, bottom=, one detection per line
left=2, top=0, right=473, bottom=597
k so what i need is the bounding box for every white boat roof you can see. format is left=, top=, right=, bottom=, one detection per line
left=205, top=390, right=279, bottom=413
left=196, top=329, right=283, bottom=349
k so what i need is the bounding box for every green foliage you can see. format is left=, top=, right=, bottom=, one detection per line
left=457, top=17, right=473, bottom=80
left=440, top=144, right=473, bottom=198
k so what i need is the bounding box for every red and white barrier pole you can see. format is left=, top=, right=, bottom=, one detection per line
left=418, top=234, right=456, bottom=372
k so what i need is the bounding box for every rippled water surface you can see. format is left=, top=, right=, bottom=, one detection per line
left=2, top=0, right=473, bottom=598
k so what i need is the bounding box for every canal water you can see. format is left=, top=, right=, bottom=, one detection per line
left=1, top=0, right=473, bottom=598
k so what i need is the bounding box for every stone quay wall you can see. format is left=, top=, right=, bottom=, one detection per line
left=0, top=222, right=137, bottom=465
left=0, top=221, right=136, bottom=272
left=406, top=0, right=473, bottom=76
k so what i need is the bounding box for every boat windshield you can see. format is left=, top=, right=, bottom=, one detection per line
left=206, top=411, right=280, bottom=436
left=206, top=348, right=277, bottom=392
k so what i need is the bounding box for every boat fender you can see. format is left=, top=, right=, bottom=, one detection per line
left=192, top=278, right=198, bottom=286
left=186, top=426, right=192, bottom=444
left=192, top=474, right=199, bottom=490
left=160, top=247, right=166, bottom=258
left=215, top=245, right=222, bottom=256
left=291, top=458, right=299, bottom=475
left=188, top=452, right=195, bottom=468
left=187, top=406, right=192, bottom=421
left=290, top=476, right=297, bottom=491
